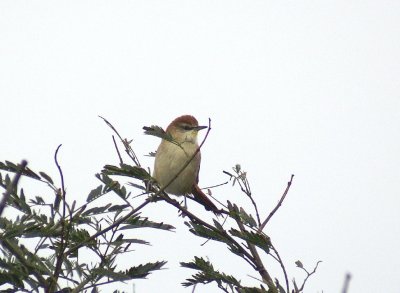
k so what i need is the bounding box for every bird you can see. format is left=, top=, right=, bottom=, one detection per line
left=152, top=115, right=219, bottom=213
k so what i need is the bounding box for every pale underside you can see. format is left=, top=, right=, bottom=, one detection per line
left=153, top=139, right=200, bottom=195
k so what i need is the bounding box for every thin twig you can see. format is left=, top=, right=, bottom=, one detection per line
left=99, top=116, right=141, bottom=166
left=49, top=144, right=67, bottom=293
left=224, top=169, right=261, bottom=226
left=237, top=172, right=260, bottom=226
left=341, top=273, right=351, bottom=293
left=112, top=135, right=123, bottom=165
left=247, top=192, right=261, bottom=227
left=191, top=284, right=197, bottom=293
left=270, top=244, right=289, bottom=293
left=298, top=261, right=322, bottom=291
left=202, top=180, right=229, bottom=208
left=259, top=174, right=294, bottom=231
left=232, top=214, right=278, bottom=293
left=202, top=180, right=229, bottom=190
left=0, top=160, right=28, bottom=216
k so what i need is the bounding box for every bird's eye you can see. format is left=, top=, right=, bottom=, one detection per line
left=179, top=124, right=193, bottom=131
left=182, top=125, right=192, bottom=130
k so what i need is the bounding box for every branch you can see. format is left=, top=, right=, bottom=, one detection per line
left=112, top=135, right=123, bottom=165
left=341, top=273, right=351, bottom=293
left=159, top=194, right=256, bottom=270
left=259, top=174, right=294, bottom=231
left=296, top=260, right=322, bottom=292
left=270, top=244, right=289, bottom=293
left=99, top=115, right=141, bottom=166
left=0, top=160, right=28, bottom=216
left=232, top=213, right=278, bottom=293
left=49, top=144, right=67, bottom=293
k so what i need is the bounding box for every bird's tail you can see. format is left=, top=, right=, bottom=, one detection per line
left=191, top=184, right=221, bottom=214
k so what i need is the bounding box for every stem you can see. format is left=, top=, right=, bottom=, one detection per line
left=233, top=216, right=277, bottom=293
left=259, top=174, right=294, bottom=231
left=48, top=144, right=67, bottom=293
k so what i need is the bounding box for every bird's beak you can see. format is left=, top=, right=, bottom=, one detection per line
left=195, top=125, right=208, bottom=131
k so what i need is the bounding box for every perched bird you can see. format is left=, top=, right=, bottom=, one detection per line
left=153, top=115, right=219, bottom=212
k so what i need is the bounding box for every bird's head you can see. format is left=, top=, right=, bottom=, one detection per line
left=166, top=115, right=207, bottom=144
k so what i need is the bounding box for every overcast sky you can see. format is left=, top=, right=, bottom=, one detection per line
left=1, top=1, right=400, bottom=292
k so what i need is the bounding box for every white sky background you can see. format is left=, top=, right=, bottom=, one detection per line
left=1, top=1, right=400, bottom=292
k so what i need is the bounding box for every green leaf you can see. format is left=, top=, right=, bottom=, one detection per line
left=186, top=222, right=229, bottom=244
left=238, top=287, right=269, bottom=293
left=111, top=238, right=150, bottom=246
left=81, top=204, right=112, bottom=216
left=124, top=261, right=167, bottom=279
left=212, top=219, right=224, bottom=231
left=69, top=228, right=96, bottom=249
left=143, top=125, right=169, bottom=141
left=96, top=174, right=128, bottom=199
left=239, top=207, right=258, bottom=228
left=121, top=216, right=175, bottom=231
left=229, top=229, right=271, bottom=254
left=103, top=164, right=151, bottom=181
left=39, top=172, right=54, bottom=184
left=5, top=187, right=31, bottom=214
left=87, top=185, right=103, bottom=202
left=29, top=196, right=46, bottom=205
left=108, top=204, right=129, bottom=212
left=93, top=261, right=167, bottom=280
left=0, top=161, right=40, bottom=180
left=127, top=182, right=146, bottom=191
left=181, top=256, right=241, bottom=288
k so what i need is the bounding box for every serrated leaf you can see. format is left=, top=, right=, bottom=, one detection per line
left=93, top=261, right=166, bottom=281
left=87, top=185, right=103, bottom=202
left=187, top=222, right=228, bottom=244
left=212, top=219, right=224, bottom=231
left=143, top=125, right=167, bottom=139
left=108, top=204, right=129, bottom=212
left=121, top=216, right=175, bottom=231
left=124, top=261, right=167, bottom=279
left=103, top=164, right=151, bottom=181
left=29, top=196, right=46, bottom=205
left=229, top=228, right=271, bottom=253
left=181, top=256, right=241, bottom=288
left=81, top=204, right=112, bottom=217
left=111, top=238, right=150, bottom=246
left=0, top=161, right=40, bottom=180
left=143, top=125, right=184, bottom=147
left=239, top=207, right=257, bottom=228
left=95, top=174, right=127, bottom=199
left=69, top=228, right=95, bottom=248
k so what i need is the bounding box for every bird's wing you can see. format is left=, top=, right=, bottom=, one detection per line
left=195, top=151, right=201, bottom=184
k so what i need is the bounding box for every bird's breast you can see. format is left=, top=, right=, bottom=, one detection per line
left=153, top=141, right=200, bottom=195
